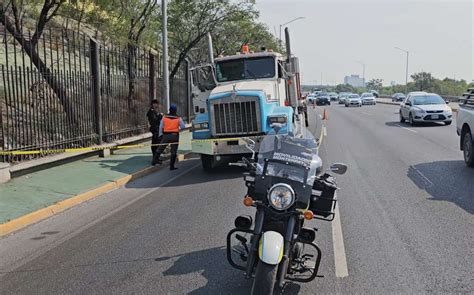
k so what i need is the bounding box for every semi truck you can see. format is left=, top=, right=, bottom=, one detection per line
left=190, top=28, right=307, bottom=171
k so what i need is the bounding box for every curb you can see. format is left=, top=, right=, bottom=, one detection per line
left=0, top=153, right=189, bottom=237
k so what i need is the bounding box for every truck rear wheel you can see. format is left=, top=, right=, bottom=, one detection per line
left=462, top=131, right=474, bottom=167
left=201, top=155, right=215, bottom=172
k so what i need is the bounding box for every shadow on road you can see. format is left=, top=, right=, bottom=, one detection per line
left=407, top=161, right=474, bottom=214
left=156, top=246, right=301, bottom=294
left=85, top=155, right=152, bottom=175
left=385, top=121, right=446, bottom=128
left=162, top=164, right=243, bottom=187
left=155, top=246, right=251, bottom=294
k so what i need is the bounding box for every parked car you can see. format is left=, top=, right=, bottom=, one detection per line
left=456, top=88, right=474, bottom=167
left=399, top=92, right=453, bottom=126
left=328, top=92, right=338, bottom=101
left=345, top=94, right=362, bottom=107
left=316, top=93, right=331, bottom=106
left=306, top=94, right=317, bottom=104
left=392, top=93, right=406, bottom=102
left=361, top=92, right=377, bottom=105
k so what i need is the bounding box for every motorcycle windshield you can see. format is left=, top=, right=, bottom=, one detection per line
left=257, top=128, right=321, bottom=185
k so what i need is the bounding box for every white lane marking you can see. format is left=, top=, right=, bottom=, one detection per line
left=361, top=111, right=371, bottom=116
left=412, top=166, right=434, bottom=187
left=319, top=114, right=323, bottom=119
left=332, top=201, right=349, bottom=278
left=395, top=124, right=418, bottom=133
left=323, top=126, right=327, bottom=137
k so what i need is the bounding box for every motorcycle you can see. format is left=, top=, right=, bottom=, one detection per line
left=226, top=124, right=347, bottom=294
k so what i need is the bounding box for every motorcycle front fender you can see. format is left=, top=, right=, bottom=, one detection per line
left=258, top=231, right=284, bottom=265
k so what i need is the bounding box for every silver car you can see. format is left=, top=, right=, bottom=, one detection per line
left=345, top=94, right=362, bottom=107
left=400, top=92, right=453, bottom=125
left=361, top=93, right=376, bottom=105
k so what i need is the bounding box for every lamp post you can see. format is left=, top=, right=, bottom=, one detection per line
left=279, top=17, right=305, bottom=48
left=162, top=0, right=170, bottom=111
left=395, top=46, right=409, bottom=95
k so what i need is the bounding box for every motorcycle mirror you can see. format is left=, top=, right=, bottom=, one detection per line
left=329, top=163, right=348, bottom=175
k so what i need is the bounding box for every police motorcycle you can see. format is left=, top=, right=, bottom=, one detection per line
left=226, top=124, right=347, bottom=294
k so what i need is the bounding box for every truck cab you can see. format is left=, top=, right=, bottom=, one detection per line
left=190, top=42, right=302, bottom=170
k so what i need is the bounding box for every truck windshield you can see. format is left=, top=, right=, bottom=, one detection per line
left=215, top=57, right=275, bottom=82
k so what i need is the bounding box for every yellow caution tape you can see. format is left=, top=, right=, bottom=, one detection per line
left=0, top=136, right=258, bottom=156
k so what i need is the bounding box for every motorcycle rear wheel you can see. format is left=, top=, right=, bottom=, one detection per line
left=251, top=261, right=278, bottom=295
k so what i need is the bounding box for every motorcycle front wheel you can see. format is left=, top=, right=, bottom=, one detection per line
left=251, top=261, right=278, bottom=295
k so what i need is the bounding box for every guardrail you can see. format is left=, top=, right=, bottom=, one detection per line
left=378, top=94, right=460, bottom=102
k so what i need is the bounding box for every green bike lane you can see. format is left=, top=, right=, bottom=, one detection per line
left=0, top=131, right=192, bottom=225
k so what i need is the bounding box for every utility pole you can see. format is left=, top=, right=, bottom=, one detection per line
left=162, top=0, right=170, bottom=111
left=395, top=47, right=409, bottom=95
left=356, top=60, right=365, bottom=87
left=320, top=72, right=323, bottom=87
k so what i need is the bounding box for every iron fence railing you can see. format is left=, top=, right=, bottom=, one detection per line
left=0, top=27, right=191, bottom=163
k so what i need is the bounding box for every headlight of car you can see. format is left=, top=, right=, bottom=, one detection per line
left=268, top=183, right=295, bottom=210
left=413, top=108, right=425, bottom=115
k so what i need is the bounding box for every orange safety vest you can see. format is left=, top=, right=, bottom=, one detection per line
left=163, top=115, right=180, bottom=133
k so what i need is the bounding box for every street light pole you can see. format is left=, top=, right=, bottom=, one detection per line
left=279, top=17, right=305, bottom=49
left=162, top=0, right=170, bottom=111
left=395, top=47, right=409, bottom=95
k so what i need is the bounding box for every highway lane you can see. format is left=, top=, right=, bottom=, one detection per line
left=0, top=104, right=472, bottom=294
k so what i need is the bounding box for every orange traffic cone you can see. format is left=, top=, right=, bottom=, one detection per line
left=322, top=108, right=328, bottom=120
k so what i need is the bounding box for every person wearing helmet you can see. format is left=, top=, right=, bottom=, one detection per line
left=152, top=104, right=185, bottom=170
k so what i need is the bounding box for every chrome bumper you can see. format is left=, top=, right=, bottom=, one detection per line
left=192, top=136, right=264, bottom=155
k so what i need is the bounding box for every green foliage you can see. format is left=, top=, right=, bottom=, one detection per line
left=334, top=84, right=356, bottom=93
left=366, top=78, right=383, bottom=91
left=380, top=72, right=469, bottom=96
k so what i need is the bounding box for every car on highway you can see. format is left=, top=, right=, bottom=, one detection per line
left=392, top=93, right=406, bottom=102
left=316, top=93, right=331, bottom=105
left=306, top=94, right=317, bottom=104
left=399, top=92, right=453, bottom=126
left=361, top=92, right=377, bottom=105
left=456, top=88, right=474, bottom=167
left=345, top=94, right=362, bottom=107
left=328, top=92, right=338, bottom=101
left=338, top=92, right=350, bottom=104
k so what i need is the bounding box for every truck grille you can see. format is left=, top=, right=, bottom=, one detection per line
left=211, top=96, right=261, bottom=136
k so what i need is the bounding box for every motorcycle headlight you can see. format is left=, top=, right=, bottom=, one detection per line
left=268, top=184, right=295, bottom=210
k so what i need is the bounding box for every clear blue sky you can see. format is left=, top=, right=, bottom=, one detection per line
left=255, top=0, right=473, bottom=86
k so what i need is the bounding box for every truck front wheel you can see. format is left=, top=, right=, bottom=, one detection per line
left=201, top=154, right=215, bottom=172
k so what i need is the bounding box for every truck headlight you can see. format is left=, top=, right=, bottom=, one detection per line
left=268, top=183, right=295, bottom=210
left=268, top=116, right=287, bottom=124
left=192, top=122, right=209, bottom=131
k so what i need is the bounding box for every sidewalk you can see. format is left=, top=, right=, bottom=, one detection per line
left=0, top=130, right=192, bottom=227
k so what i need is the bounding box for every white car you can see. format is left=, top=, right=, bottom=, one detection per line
left=361, top=93, right=376, bottom=105
left=345, top=94, right=362, bottom=107
left=400, top=92, right=453, bottom=125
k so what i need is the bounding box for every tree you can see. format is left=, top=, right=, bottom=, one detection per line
left=411, top=72, right=435, bottom=91
left=0, top=0, right=78, bottom=127
left=335, top=84, right=356, bottom=93
left=167, top=0, right=256, bottom=82
left=366, top=78, right=383, bottom=91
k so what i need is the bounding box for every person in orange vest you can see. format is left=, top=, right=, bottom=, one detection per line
left=152, top=104, right=185, bottom=170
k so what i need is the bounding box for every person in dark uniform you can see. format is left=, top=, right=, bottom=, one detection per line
left=147, top=99, right=163, bottom=161
left=152, top=104, right=185, bottom=170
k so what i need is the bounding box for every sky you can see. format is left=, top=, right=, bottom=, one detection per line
left=255, top=0, right=473, bottom=86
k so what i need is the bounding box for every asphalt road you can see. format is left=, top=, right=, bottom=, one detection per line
left=0, top=103, right=472, bottom=294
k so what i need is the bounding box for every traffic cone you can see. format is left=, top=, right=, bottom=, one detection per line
left=322, top=108, right=328, bottom=120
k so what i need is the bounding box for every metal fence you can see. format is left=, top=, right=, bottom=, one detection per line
left=0, top=26, right=190, bottom=163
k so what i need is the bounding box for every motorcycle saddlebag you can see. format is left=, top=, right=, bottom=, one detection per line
left=310, top=175, right=337, bottom=219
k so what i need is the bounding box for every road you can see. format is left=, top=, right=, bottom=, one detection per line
left=1, top=103, right=472, bottom=294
